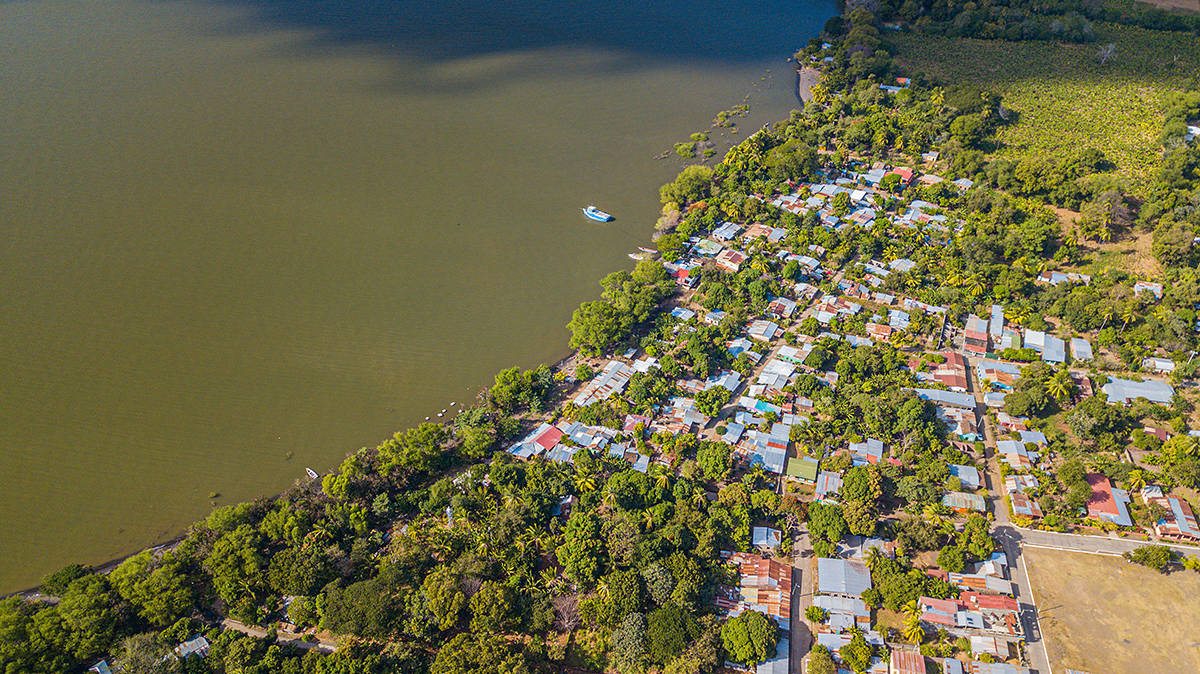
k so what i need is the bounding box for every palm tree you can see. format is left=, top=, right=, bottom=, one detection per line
left=1045, top=371, right=1070, bottom=402
left=1127, top=469, right=1147, bottom=493
left=749, top=462, right=767, bottom=485
left=600, top=490, right=617, bottom=511
left=1120, top=303, right=1136, bottom=333
left=574, top=472, right=597, bottom=494
left=903, top=614, right=925, bottom=644
left=864, top=546, right=884, bottom=574
left=903, top=600, right=922, bottom=621
left=1098, top=304, right=1116, bottom=331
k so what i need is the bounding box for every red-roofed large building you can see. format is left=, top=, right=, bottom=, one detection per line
left=1086, top=473, right=1133, bottom=527
left=533, top=425, right=564, bottom=451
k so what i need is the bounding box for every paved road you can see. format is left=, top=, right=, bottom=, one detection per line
left=960, top=351, right=1200, bottom=674
left=962, top=357, right=1053, bottom=674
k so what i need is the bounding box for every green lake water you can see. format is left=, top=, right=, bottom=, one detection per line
left=0, top=0, right=836, bottom=591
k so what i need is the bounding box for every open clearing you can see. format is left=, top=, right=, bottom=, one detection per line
left=1137, top=0, right=1200, bottom=12
left=892, top=23, right=1200, bottom=189
left=1024, top=546, right=1200, bottom=673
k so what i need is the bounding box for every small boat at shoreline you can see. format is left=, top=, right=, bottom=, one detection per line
left=305, top=468, right=319, bottom=480
left=638, top=247, right=657, bottom=254
left=582, top=205, right=613, bottom=222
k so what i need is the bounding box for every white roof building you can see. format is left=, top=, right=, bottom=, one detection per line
left=1070, top=337, right=1093, bottom=361
left=1103, top=377, right=1174, bottom=405
left=817, top=557, right=872, bottom=597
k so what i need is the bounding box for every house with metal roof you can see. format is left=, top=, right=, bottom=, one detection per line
left=911, top=388, right=976, bottom=409
left=943, top=491, right=986, bottom=513
left=849, top=437, right=884, bottom=466
left=1070, top=337, right=1093, bottom=361
left=767, top=296, right=798, bottom=318
left=1133, top=280, right=1164, bottom=299
left=1145, top=493, right=1200, bottom=542
left=975, top=359, right=1021, bottom=391
left=970, top=636, right=1010, bottom=660
left=1005, top=474, right=1038, bottom=493
left=1102, top=377, right=1174, bottom=405
left=1017, top=430, right=1046, bottom=446
left=995, top=439, right=1038, bottom=471
left=747, top=319, right=780, bottom=342
left=1041, top=334, right=1066, bottom=364
left=712, top=221, right=742, bottom=240
left=927, top=351, right=970, bottom=392
left=756, top=637, right=789, bottom=674
left=814, top=594, right=871, bottom=630
left=720, top=421, right=745, bottom=445
left=175, top=635, right=211, bottom=659
left=1023, top=328, right=1045, bottom=353
left=918, top=592, right=1020, bottom=637
left=752, top=526, right=782, bottom=549
left=785, top=456, right=819, bottom=484
left=814, top=470, right=843, bottom=502
left=719, top=551, right=793, bottom=631
left=964, top=315, right=989, bottom=355
left=572, top=360, right=635, bottom=407
left=817, top=557, right=872, bottom=597
left=737, top=423, right=790, bottom=474
left=891, top=649, right=928, bottom=674
left=949, top=464, right=981, bottom=490
left=1143, top=356, right=1176, bottom=373
left=982, top=392, right=1007, bottom=408
left=716, top=248, right=748, bottom=273
left=1086, top=473, right=1133, bottom=527
left=670, top=306, right=695, bottom=321
left=1009, top=490, right=1042, bottom=518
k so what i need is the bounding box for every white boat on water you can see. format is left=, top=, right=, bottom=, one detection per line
left=305, top=468, right=319, bottom=480
left=582, top=205, right=613, bottom=222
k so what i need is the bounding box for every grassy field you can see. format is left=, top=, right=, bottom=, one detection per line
left=892, top=23, right=1200, bottom=188
left=1024, top=546, right=1200, bottom=673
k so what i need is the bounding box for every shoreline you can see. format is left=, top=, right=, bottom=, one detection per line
left=794, top=64, right=821, bottom=106
left=3, top=47, right=821, bottom=604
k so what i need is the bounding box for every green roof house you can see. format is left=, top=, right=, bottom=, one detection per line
left=786, top=456, right=819, bottom=484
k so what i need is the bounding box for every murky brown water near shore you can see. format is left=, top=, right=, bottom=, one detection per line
left=0, top=0, right=835, bottom=591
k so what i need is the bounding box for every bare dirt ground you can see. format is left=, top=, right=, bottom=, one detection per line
left=1136, top=0, right=1200, bottom=13
left=1024, top=546, right=1200, bottom=674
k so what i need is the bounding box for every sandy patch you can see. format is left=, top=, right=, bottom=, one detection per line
left=1025, top=545, right=1200, bottom=674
